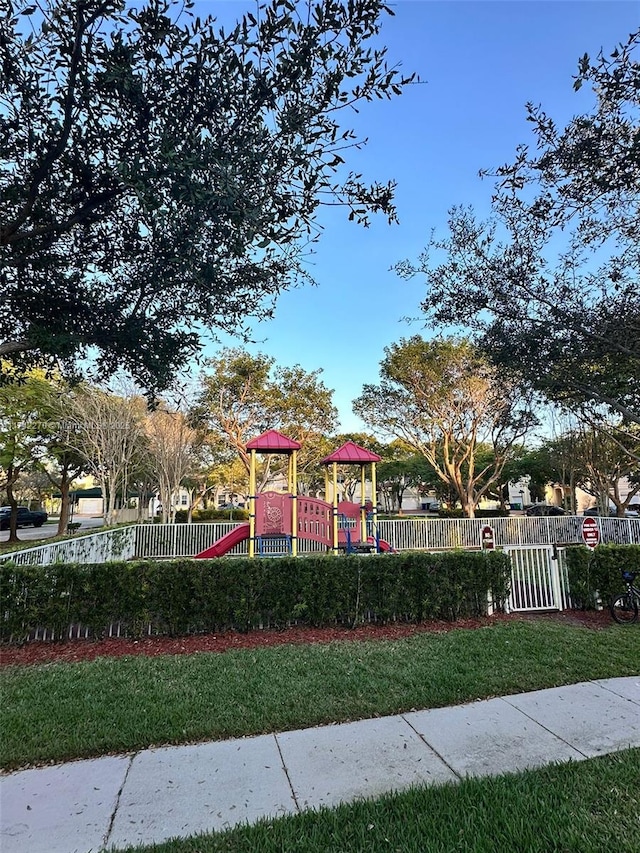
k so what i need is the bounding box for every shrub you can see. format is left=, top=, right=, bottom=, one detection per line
left=0, top=550, right=511, bottom=642
left=174, top=508, right=250, bottom=523
left=565, top=544, right=640, bottom=609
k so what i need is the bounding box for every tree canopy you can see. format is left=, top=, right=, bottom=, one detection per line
left=190, top=348, right=338, bottom=488
left=399, top=30, right=639, bottom=424
left=1, top=0, right=412, bottom=390
left=353, top=336, right=536, bottom=517
left=0, top=368, right=57, bottom=539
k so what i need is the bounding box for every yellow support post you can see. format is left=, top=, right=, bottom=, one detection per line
left=360, top=464, right=366, bottom=543
left=249, top=448, right=256, bottom=558
left=370, top=461, right=378, bottom=552
left=332, top=461, right=339, bottom=554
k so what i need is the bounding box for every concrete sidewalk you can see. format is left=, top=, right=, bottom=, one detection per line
left=2, top=677, right=639, bottom=853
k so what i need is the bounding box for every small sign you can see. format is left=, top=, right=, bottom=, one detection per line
left=581, top=516, right=600, bottom=549
left=481, top=524, right=495, bottom=550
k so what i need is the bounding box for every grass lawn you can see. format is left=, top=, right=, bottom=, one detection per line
left=119, top=749, right=640, bottom=853
left=2, top=619, right=639, bottom=770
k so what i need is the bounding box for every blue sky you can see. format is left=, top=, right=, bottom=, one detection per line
left=192, top=1, right=639, bottom=432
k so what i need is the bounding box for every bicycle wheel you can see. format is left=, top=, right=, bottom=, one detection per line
left=610, top=592, right=639, bottom=625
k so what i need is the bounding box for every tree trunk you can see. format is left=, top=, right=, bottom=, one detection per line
left=105, top=480, right=118, bottom=526
left=462, top=485, right=477, bottom=518
left=159, top=479, right=171, bottom=524
left=498, top=484, right=508, bottom=512
left=5, top=470, right=20, bottom=543
left=57, top=481, right=71, bottom=534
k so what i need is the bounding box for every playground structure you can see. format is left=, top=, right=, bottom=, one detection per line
left=195, top=430, right=393, bottom=559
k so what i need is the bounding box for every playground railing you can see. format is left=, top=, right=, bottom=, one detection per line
left=376, top=515, right=640, bottom=550
left=2, top=516, right=638, bottom=567
left=297, top=496, right=333, bottom=546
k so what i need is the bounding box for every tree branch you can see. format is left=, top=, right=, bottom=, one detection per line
left=0, top=338, right=33, bottom=357
left=1, top=3, right=112, bottom=243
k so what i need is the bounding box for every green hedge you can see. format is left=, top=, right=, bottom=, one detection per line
left=0, top=551, right=511, bottom=642
left=565, top=544, right=640, bottom=609
left=173, top=508, right=250, bottom=522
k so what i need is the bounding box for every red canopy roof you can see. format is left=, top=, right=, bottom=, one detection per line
left=321, top=441, right=381, bottom=465
left=246, top=430, right=301, bottom=453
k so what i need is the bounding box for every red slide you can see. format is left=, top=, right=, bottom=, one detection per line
left=367, top=536, right=394, bottom=552
left=195, top=523, right=250, bottom=558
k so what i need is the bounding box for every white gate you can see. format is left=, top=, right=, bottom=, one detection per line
left=504, top=546, right=572, bottom=612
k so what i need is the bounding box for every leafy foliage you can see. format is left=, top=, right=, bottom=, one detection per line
left=0, top=549, right=511, bottom=640
left=565, top=544, right=640, bottom=610
left=521, top=423, right=640, bottom=515
left=173, top=507, right=250, bottom=522
left=62, top=386, right=148, bottom=524
left=145, top=405, right=201, bottom=523
left=353, top=337, right=536, bottom=516
left=191, top=348, right=338, bottom=486
left=0, top=369, right=60, bottom=539
left=400, top=31, right=640, bottom=423
left=569, top=423, right=640, bottom=515
left=377, top=449, right=437, bottom=512
left=1, top=0, right=413, bottom=389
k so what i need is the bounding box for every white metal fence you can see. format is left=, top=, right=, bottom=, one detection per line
left=136, top=522, right=244, bottom=559
left=2, top=516, right=639, bottom=566
left=134, top=523, right=328, bottom=559
left=376, top=516, right=640, bottom=551
left=0, top=526, right=137, bottom=566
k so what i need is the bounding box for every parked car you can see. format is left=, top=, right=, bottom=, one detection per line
left=524, top=504, right=567, bottom=517
left=0, top=506, right=48, bottom=530
left=584, top=507, right=640, bottom=518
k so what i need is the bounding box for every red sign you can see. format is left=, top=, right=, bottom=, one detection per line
left=481, top=524, right=495, bottom=550
left=581, top=516, right=600, bottom=549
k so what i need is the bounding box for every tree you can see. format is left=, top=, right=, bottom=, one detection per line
left=321, top=431, right=385, bottom=501
left=1, top=0, right=413, bottom=390
left=13, top=467, right=51, bottom=506
left=570, top=422, right=640, bottom=516
left=191, top=348, right=338, bottom=490
left=63, top=388, right=147, bottom=525
left=145, top=405, right=200, bottom=523
left=462, top=443, right=519, bottom=511
left=41, top=426, right=89, bottom=533
left=377, top=452, right=433, bottom=513
left=0, top=369, right=55, bottom=540
left=353, top=337, right=537, bottom=517
left=180, top=433, right=241, bottom=518
left=506, top=445, right=567, bottom=505
left=400, top=31, right=639, bottom=423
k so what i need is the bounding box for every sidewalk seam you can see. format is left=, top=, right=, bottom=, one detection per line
left=273, top=734, right=301, bottom=813
left=589, top=678, right=640, bottom=707
left=498, top=697, right=589, bottom=757
left=102, top=752, right=136, bottom=851
left=401, top=715, right=463, bottom=780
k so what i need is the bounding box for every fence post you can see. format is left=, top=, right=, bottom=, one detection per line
left=486, top=589, right=494, bottom=616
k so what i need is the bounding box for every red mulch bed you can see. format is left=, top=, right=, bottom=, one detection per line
left=0, top=610, right=614, bottom=668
